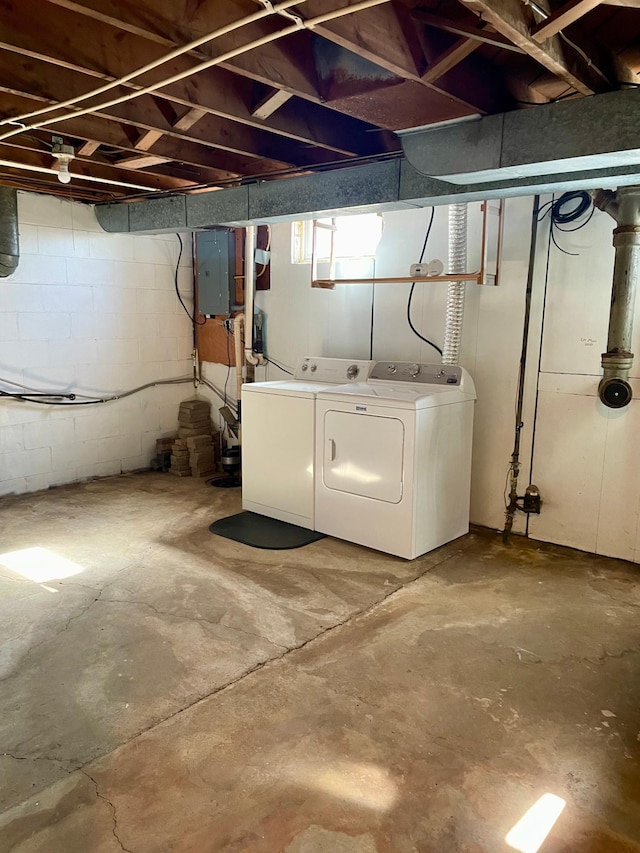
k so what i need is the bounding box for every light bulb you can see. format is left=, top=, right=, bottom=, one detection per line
left=57, top=160, right=71, bottom=184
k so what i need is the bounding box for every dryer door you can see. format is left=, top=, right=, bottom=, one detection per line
left=323, top=411, right=404, bottom=503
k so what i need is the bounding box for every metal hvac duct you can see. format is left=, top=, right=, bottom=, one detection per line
left=593, top=186, right=640, bottom=408
left=0, top=187, right=18, bottom=277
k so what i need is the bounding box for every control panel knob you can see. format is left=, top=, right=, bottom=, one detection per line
left=387, top=364, right=397, bottom=374
left=301, top=363, right=308, bottom=371
left=310, top=363, right=317, bottom=372
left=409, top=363, right=421, bottom=378
left=346, top=364, right=359, bottom=379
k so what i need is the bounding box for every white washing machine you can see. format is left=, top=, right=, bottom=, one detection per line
left=314, top=361, right=476, bottom=559
left=241, top=357, right=373, bottom=529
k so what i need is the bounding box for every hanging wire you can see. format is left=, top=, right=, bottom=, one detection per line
left=407, top=207, right=443, bottom=356
left=538, top=191, right=594, bottom=256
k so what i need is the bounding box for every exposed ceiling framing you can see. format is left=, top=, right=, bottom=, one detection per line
left=0, top=0, right=637, bottom=203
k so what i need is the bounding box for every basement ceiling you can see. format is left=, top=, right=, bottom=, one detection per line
left=0, top=0, right=638, bottom=203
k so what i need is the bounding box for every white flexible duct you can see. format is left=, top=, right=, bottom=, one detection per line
left=442, top=203, right=468, bottom=365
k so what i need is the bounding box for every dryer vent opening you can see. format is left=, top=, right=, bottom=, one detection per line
left=0, top=187, right=19, bottom=278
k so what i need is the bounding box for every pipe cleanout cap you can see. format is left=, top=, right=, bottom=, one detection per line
left=599, top=376, right=633, bottom=408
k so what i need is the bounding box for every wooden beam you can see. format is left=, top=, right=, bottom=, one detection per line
left=0, top=53, right=324, bottom=168
left=134, top=129, right=164, bottom=151
left=117, top=154, right=172, bottom=170
left=300, top=0, right=496, bottom=113
left=421, top=38, right=480, bottom=83
left=251, top=89, right=294, bottom=120
left=0, top=0, right=378, bottom=157
left=532, top=0, right=603, bottom=43
left=0, top=141, right=193, bottom=191
left=455, top=0, right=610, bottom=94
left=172, top=108, right=207, bottom=132
left=0, top=92, right=264, bottom=183
left=77, top=140, right=100, bottom=156
left=412, top=11, right=525, bottom=53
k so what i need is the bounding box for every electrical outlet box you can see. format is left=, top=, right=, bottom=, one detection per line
left=410, top=263, right=430, bottom=277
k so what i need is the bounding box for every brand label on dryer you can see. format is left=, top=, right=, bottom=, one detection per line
left=355, top=406, right=367, bottom=411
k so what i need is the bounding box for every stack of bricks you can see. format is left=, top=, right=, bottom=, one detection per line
left=168, top=398, right=220, bottom=478
left=169, top=438, right=190, bottom=477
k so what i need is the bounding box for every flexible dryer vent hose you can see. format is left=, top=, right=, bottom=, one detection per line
left=442, top=202, right=468, bottom=365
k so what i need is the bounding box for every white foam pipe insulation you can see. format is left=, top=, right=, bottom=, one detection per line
left=244, top=225, right=266, bottom=368
left=442, top=203, right=468, bottom=365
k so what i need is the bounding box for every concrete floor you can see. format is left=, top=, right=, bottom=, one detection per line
left=0, top=473, right=639, bottom=853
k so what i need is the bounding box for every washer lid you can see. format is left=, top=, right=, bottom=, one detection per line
left=316, top=381, right=475, bottom=409
left=241, top=379, right=338, bottom=399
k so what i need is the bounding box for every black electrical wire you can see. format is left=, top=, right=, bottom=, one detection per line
left=264, top=356, right=294, bottom=376
left=407, top=207, right=443, bottom=357
left=538, top=191, right=594, bottom=256
left=175, top=234, right=206, bottom=326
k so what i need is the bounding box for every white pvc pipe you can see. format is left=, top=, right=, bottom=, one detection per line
left=0, top=0, right=392, bottom=144
left=1, top=0, right=307, bottom=128
left=442, top=203, right=468, bottom=365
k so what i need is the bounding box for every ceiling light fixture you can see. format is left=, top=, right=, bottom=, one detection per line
left=51, top=140, right=75, bottom=184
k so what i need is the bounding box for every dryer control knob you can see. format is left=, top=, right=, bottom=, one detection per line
left=346, top=364, right=359, bottom=379
left=410, top=363, right=421, bottom=378
left=301, top=363, right=308, bottom=371
left=387, top=364, right=397, bottom=374
left=310, top=363, right=317, bottom=372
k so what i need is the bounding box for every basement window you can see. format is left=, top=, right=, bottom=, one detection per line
left=292, top=213, right=383, bottom=264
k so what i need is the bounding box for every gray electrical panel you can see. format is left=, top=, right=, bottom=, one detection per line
left=196, top=228, right=235, bottom=316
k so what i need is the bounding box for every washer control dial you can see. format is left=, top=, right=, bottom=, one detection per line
left=409, top=363, right=421, bottom=378
left=387, top=364, right=397, bottom=374
left=310, top=363, right=317, bottom=373
left=346, top=364, right=359, bottom=380
left=300, top=363, right=308, bottom=371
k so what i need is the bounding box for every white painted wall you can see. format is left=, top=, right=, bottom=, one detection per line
left=0, top=192, right=196, bottom=496
left=248, top=199, right=534, bottom=535
left=245, top=197, right=640, bottom=563
left=527, top=206, right=640, bottom=563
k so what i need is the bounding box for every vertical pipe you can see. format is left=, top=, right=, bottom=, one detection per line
left=503, top=196, right=540, bottom=542
left=0, top=187, right=19, bottom=278
left=442, top=203, right=468, bottom=365
left=593, top=185, right=640, bottom=408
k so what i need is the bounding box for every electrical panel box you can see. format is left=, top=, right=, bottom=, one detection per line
left=196, top=228, right=235, bottom=315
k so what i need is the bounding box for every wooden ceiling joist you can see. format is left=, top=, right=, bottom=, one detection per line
left=77, top=139, right=100, bottom=156
left=532, top=0, right=603, bottom=42
left=134, top=129, right=163, bottom=151
left=117, top=153, right=172, bottom=170
left=251, top=89, right=294, bottom=120
left=172, top=108, right=207, bottom=133
left=412, top=11, right=525, bottom=54
left=0, top=0, right=380, bottom=157
left=0, top=141, right=194, bottom=192
left=455, top=0, right=610, bottom=94
left=420, top=37, right=480, bottom=83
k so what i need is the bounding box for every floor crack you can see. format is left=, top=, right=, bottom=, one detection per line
left=104, top=598, right=289, bottom=650
left=80, top=769, right=132, bottom=853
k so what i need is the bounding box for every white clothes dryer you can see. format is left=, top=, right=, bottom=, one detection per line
left=241, top=357, right=373, bottom=530
left=314, top=361, right=476, bottom=558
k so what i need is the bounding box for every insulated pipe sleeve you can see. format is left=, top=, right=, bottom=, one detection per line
left=0, top=187, right=19, bottom=278
left=442, top=203, right=468, bottom=365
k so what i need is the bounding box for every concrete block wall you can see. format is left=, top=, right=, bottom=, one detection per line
left=0, top=192, right=195, bottom=496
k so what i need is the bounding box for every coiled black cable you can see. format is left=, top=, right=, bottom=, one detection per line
left=538, top=191, right=595, bottom=256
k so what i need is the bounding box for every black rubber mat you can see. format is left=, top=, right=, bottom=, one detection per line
left=209, top=511, right=325, bottom=550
